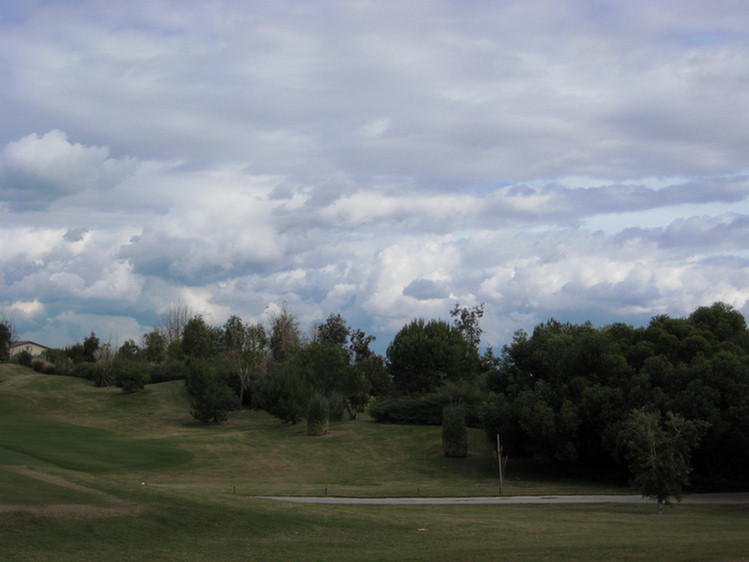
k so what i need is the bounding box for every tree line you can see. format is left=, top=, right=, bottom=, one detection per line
left=8, top=300, right=749, bottom=503
left=372, top=301, right=748, bottom=506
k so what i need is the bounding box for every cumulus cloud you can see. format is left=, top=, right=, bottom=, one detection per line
left=0, top=130, right=137, bottom=210
left=1, top=1, right=749, bottom=349
left=8, top=299, right=46, bottom=319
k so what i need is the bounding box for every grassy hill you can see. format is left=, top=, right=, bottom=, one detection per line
left=2, top=364, right=748, bottom=561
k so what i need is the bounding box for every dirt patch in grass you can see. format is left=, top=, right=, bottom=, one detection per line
left=0, top=466, right=149, bottom=518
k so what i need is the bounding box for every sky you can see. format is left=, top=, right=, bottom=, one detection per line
left=2, top=1, right=749, bottom=353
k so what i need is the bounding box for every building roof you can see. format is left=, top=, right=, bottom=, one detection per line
left=10, top=341, right=50, bottom=350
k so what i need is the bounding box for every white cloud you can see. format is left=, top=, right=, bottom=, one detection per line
left=9, top=299, right=45, bottom=318
left=1, top=1, right=749, bottom=349
left=0, top=131, right=136, bottom=209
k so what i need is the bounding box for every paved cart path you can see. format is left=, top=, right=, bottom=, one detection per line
left=258, top=493, right=749, bottom=505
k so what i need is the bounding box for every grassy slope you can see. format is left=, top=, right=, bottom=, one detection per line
left=2, top=365, right=749, bottom=562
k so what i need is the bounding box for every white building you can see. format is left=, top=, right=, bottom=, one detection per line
left=9, top=341, right=50, bottom=358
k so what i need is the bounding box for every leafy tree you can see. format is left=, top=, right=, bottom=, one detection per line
left=14, top=349, right=33, bottom=367
left=618, top=408, right=708, bottom=514
left=313, top=313, right=350, bottom=348
left=222, top=316, right=267, bottom=406
left=478, top=304, right=749, bottom=486
left=688, top=302, right=748, bottom=345
left=167, top=338, right=185, bottom=362
left=357, top=354, right=391, bottom=396
left=186, top=359, right=237, bottom=424
left=301, top=341, right=346, bottom=396
left=258, top=361, right=310, bottom=424
left=83, top=331, right=100, bottom=362
left=450, top=302, right=485, bottom=350
left=481, top=392, right=522, bottom=457
left=0, top=320, right=11, bottom=361
left=118, top=339, right=140, bottom=362
left=327, top=390, right=346, bottom=421
left=513, top=384, right=580, bottom=467
left=350, top=327, right=376, bottom=362
left=269, top=304, right=303, bottom=362
left=114, top=359, right=150, bottom=393
left=182, top=315, right=215, bottom=359
left=387, top=318, right=480, bottom=395
left=442, top=404, right=468, bottom=458
left=141, top=330, right=167, bottom=363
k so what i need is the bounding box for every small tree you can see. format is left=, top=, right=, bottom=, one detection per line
left=269, top=303, right=303, bottom=362
left=450, top=302, right=485, bottom=350
left=313, top=313, right=350, bottom=347
left=14, top=349, right=33, bottom=367
left=442, top=404, right=468, bottom=458
left=0, top=320, right=11, bottom=361
left=115, top=359, right=150, bottom=393
left=258, top=362, right=309, bottom=425
left=158, top=300, right=193, bottom=344
left=167, top=338, right=185, bottom=362
left=387, top=318, right=480, bottom=395
left=141, top=330, right=167, bottom=363
left=222, top=316, right=267, bottom=407
left=118, top=339, right=140, bottom=362
left=350, top=327, right=376, bottom=363
left=619, top=408, right=708, bottom=514
left=186, top=359, right=237, bottom=424
left=306, top=392, right=330, bottom=436
left=182, top=315, right=215, bottom=359
left=83, top=331, right=100, bottom=362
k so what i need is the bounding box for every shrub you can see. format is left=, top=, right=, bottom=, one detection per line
left=370, top=381, right=484, bottom=426
left=442, top=404, right=468, bottom=458
left=186, top=359, right=238, bottom=424
left=30, top=358, right=56, bottom=374
left=13, top=350, right=33, bottom=367
left=52, top=357, right=74, bottom=376
left=70, top=362, right=98, bottom=381
left=148, top=361, right=187, bottom=383
left=257, top=362, right=310, bottom=425
left=115, top=360, right=150, bottom=393
left=327, top=391, right=346, bottom=422
left=306, top=393, right=330, bottom=436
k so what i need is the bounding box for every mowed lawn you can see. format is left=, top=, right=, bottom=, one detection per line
left=2, top=364, right=749, bottom=562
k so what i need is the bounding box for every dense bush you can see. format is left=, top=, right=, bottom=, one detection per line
left=306, top=393, right=330, bottom=436
left=31, top=358, right=56, bottom=374
left=13, top=350, right=33, bottom=367
left=369, top=381, right=484, bottom=426
left=442, top=404, right=468, bottom=458
left=70, top=362, right=98, bottom=381
left=148, top=361, right=187, bottom=384
left=256, top=361, right=310, bottom=425
left=386, top=318, right=480, bottom=395
left=186, top=359, right=238, bottom=424
left=481, top=302, right=749, bottom=487
left=115, top=360, right=150, bottom=393
left=327, top=391, right=346, bottom=422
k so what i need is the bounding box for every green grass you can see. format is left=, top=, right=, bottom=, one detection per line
left=2, top=364, right=749, bottom=561
left=0, top=467, right=104, bottom=505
